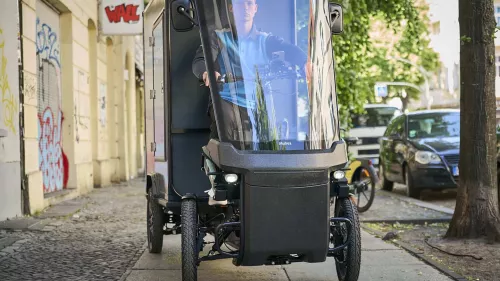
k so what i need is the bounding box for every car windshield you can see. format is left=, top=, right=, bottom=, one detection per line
left=351, top=107, right=401, bottom=128
left=407, top=112, right=460, bottom=139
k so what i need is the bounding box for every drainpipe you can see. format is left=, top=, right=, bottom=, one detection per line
left=17, top=0, right=30, bottom=215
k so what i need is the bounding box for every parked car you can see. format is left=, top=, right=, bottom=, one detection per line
left=379, top=109, right=460, bottom=198
left=347, top=104, right=402, bottom=170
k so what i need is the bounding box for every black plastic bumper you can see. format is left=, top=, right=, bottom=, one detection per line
left=236, top=172, right=331, bottom=266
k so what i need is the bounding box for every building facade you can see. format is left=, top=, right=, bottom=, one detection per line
left=418, top=0, right=500, bottom=110
left=0, top=0, right=144, bottom=220
left=405, top=0, right=461, bottom=110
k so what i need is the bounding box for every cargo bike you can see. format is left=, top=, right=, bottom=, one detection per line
left=143, top=0, right=361, bottom=280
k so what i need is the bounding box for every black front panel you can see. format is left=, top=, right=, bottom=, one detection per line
left=239, top=175, right=330, bottom=266
left=167, top=0, right=212, bottom=198
left=171, top=133, right=210, bottom=199
left=244, top=170, right=329, bottom=187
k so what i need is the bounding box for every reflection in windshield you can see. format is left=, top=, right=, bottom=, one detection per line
left=195, top=0, right=340, bottom=151
left=351, top=107, right=400, bottom=128
left=407, top=113, right=460, bottom=139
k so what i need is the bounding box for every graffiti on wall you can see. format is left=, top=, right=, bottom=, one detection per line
left=0, top=28, right=18, bottom=134
left=23, top=73, right=36, bottom=103
left=36, top=16, right=68, bottom=193
left=99, top=82, right=107, bottom=127
left=38, top=108, right=68, bottom=192
left=105, top=4, right=140, bottom=23
left=35, top=18, right=60, bottom=68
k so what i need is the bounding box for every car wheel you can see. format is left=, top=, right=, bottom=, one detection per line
left=379, top=162, right=394, bottom=191
left=405, top=166, right=420, bottom=199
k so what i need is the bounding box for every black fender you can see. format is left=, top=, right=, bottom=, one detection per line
left=147, top=173, right=167, bottom=198
left=351, top=159, right=379, bottom=183
left=182, top=193, right=197, bottom=200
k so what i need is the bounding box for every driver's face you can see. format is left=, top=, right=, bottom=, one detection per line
left=230, top=0, right=258, bottom=24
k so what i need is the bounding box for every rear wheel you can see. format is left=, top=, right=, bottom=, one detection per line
left=379, top=163, right=394, bottom=191
left=181, top=199, right=198, bottom=281
left=332, top=198, right=361, bottom=281
left=147, top=188, right=164, bottom=253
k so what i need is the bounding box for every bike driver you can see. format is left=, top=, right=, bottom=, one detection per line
left=192, top=0, right=311, bottom=141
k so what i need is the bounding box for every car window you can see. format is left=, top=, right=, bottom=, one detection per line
left=351, top=107, right=401, bottom=128
left=395, top=116, right=405, bottom=137
left=383, top=119, right=396, bottom=136
left=407, top=112, right=460, bottom=139
left=384, top=115, right=403, bottom=137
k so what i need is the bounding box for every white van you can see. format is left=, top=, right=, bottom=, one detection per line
left=347, top=104, right=402, bottom=170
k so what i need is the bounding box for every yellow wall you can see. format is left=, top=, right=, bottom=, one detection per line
left=21, top=0, right=143, bottom=214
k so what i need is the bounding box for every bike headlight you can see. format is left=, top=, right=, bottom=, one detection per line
left=333, top=170, right=345, bottom=180
left=415, top=151, right=441, bottom=165
left=224, top=174, right=238, bottom=183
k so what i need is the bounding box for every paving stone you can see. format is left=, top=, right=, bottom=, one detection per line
left=2, top=247, right=15, bottom=254
left=0, top=179, right=147, bottom=281
left=356, top=189, right=452, bottom=222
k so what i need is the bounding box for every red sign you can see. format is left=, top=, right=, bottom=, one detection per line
left=99, top=0, right=144, bottom=35
left=105, top=4, right=140, bottom=23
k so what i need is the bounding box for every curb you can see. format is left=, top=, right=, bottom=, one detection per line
left=377, top=190, right=455, bottom=215
left=361, top=218, right=451, bottom=224
left=361, top=223, right=468, bottom=281
left=118, top=242, right=147, bottom=281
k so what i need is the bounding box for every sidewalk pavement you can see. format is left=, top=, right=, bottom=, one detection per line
left=124, top=230, right=453, bottom=281
left=0, top=179, right=454, bottom=281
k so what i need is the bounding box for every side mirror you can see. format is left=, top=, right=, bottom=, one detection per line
left=172, top=0, right=197, bottom=31
left=329, top=3, right=343, bottom=35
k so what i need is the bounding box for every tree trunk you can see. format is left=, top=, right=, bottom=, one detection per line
left=446, top=0, right=500, bottom=241
left=400, top=93, right=409, bottom=112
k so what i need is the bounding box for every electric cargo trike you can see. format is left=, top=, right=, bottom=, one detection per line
left=143, top=0, right=361, bottom=280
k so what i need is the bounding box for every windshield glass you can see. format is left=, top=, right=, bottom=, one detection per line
left=194, top=0, right=340, bottom=151
left=351, top=107, right=401, bottom=128
left=407, top=112, right=460, bottom=139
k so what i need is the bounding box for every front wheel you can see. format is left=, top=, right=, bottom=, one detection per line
left=379, top=163, right=394, bottom=191
left=181, top=199, right=198, bottom=281
left=332, top=198, right=361, bottom=281
left=352, top=165, right=376, bottom=213
left=405, top=167, right=420, bottom=199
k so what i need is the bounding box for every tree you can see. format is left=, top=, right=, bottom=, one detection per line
left=445, top=0, right=500, bottom=241
left=332, top=0, right=437, bottom=125
left=366, top=12, right=439, bottom=112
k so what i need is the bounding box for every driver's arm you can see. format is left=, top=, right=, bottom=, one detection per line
left=192, top=31, right=222, bottom=86
left=265, top=35, right=308, bottom=67
left=192, top=45, right=207, bottom=81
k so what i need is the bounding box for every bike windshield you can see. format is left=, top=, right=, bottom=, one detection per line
left=195, top=0, right=340, bottom=151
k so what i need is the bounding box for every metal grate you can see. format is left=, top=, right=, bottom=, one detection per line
left=358, top=137, right=380, bottom=145
left=358, top=149, right=379, bottom=155
left=443, top=154, right=459, bottom=165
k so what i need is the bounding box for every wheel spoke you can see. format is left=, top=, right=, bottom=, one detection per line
left=362, top=191, right=370, bottom=201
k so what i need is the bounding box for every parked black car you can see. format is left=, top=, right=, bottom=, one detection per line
left=379, top=109, right=460, bottom=198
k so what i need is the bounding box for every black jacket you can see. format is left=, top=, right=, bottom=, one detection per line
left=192, top=25, right=308, bottom=80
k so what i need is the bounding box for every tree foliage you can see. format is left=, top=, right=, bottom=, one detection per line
left=332, top=0, right=439, bottom=124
